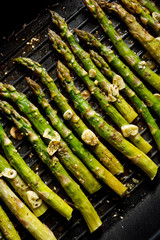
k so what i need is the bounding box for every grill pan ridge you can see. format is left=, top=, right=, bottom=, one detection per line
left=0, top=0, right=160, bottom=239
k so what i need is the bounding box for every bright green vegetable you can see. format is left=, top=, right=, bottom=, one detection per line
left=139, top=0, right=160, bottom=14
left=57, top=60, right=158, bottom=180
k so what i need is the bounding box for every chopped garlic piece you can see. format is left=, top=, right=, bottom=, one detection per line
left=89, top=69, right=96, bottom=78
left=43, top=129, right=60, bottom=141
left=108, top=84, right=119, bottom=102
left=63, top=109, right=73, bottom=120
left=81, top=129, right=98, bottom=146
left=113, top=74, right=125, bottom=90
left=2, top=168, right=17, bottom=179
left=10, top=126, right=24, bottom=140
left=27, top=191, right=42, bottom=209
left=152, top=12, right=160, bottom=24
left=121, top=124, right=138, bottom=138
left=154, top=93, right=160, bottom=100
left=47, top=139, right=60, bottom=156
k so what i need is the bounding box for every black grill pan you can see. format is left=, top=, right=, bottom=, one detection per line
left=0, top=0, right=160, bottom=239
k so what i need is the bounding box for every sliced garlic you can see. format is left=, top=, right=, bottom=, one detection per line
left=81, top=90, right=91, bottom=100
left=89, top=69, right=96, bottom=78
left=43, top=129, right=60, bottom=141
left=81, top=129, right=98, bottom=146
left=63, top=109, right=73, bottom=120
left=113, top=74, right=125, bottom=90
left=27, top=191, right=42, bottom=209
left=152, top=12, right=160, bottom=24
left=1, top=168, right=17, bottom=179
left=47, top=139, right=60, bottom=156
left=108, top=84, right=119, bottom=102
left=10, top=126, right=24, bottom=140
left=154, top=93, right=160, bottom=100
left=121, top=124, right=138, bottom=138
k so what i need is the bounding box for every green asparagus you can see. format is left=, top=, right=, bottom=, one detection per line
left=139, top=0, right=160, bottom=14
left=14, top=57, right=124, bottom=176
left=0, top=154, right=48, bottom=217
left=83, top=0, right=160, bottom=91
left=120, top=0, right=160, bottom=35
left=74, top=29, right=160, bottom=118
left=57, top=61, right=158, bottom=180
left=0, top=205, right=21, bottom=240
left=89, top=49, right=160, bottom=150
left=48, top=29, right=152, bottom=154
left=25, top=77, right=127, bottom=196
left=0, top=102, right=103, bottom=232
left=99, top=1, right=160, bottom=64
left=0, top=179, right=56, bottom=240
left=0, top=84, right=101, bottom=194
left=50, top=10, right=137, bottom=124
left=0, top=120, right=73, bottom=220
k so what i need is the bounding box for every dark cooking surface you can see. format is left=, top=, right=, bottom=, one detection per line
left=0, top=0, right=160, bottom=239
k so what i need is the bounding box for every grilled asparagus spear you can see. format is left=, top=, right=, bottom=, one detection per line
left=0, top=84, right=101, bottom=194
left=25, top=77, right=127, bottom=195
left=0, top=154, right=47, bottom=217
left=48, top=29, right=152, bottom=154
left=50, top=10, right=137, bottom=124
left=83, top=0, right=160, bottom=91
left=0, top=102, right=103, bottom=232
left=57, top=61, right=158, bottom=180
left=120, top=0, right=160, bottom=35
left=74, top=29, right=160, bottom=118
left=0, top=205, right=21, bottom=240
left=0, top=120, right=72, bottom=220
left=89, top=49, right=160, bottom=150
left=99, top=1, right=160, bottom=64
left=0, top=179, right=56, bottom=240
left=139, top=0, right=160, bottom=14
left=14, top=57, right=124, bottom=176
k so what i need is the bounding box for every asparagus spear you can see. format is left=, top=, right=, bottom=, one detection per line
left=50, top=11, right=137, bottom=124
left=89, top=49, right=160, bottom=150
left=83, top=0, right=160, bottom=92
left=25, top=77, right=127, bottom=195
left=0, top=120, right=73, bottom=220
left=48, top=29, right=152, bottom=154
left=0, top=179, right=56, bottom=240
left=139, top=0, right=160, bottom=14
left=0, top=154, right=48, bottom=217
left=0, top=205, right=21, bottom=240
left=74, top=29, right=160, bottom=119
left=99, top=1, right=160, bottom=64
left=120, top=0, right=160, bottom=35
left=14, top=57, right=124, bottom=176
left=0, top=85, right=101, bottom=194
left=57, top=61, right=158, bottom=180
left=0, top=121, right=102, bottom=233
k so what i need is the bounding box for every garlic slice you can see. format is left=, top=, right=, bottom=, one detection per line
left=47, top=139, right=60, bottom=156
left=108, top=84, right=119, bottom=102
left=1, top=168, right=17, bottom=179
left=63, top=109, right=73, bottom=120
left=121, top=124, right=138, bottom=138
left=10, top=126, right=24, bottom=140
left=81, top=129, right=98, bottom=146
left=152, top=12, right=160, bottom=24
left=113, top=74, right=125, bottom=90
left=27, top=191, right=42, bottom=208
left=89, top=69, right=96, bottom=78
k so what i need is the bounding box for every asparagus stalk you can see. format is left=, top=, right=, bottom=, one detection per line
left=99, top=1, right=160, bottom=64
left=0, top=205, right=21, bottom=240
left=57, top=61, right=158, bottom=180
left=0, top=103, right=103, bottom=232
left=48, top=29, right=152, bottom=154
left=89, top=49, right=160, bottom=150
left=139, top=0, right=160, bottom=14
left=74, top=29, right=160, bottom=118
left=120, top=0, right=160, bottom=35
left=14, top=57, right=124, bottom=176
left=0, top=154, right=48, bottom=217
left=83, top=0, right=160, bottom=92
left=25, top=77, right=127, bottom=195
left=50, top=11, right=137, bottom=124
left=0, top=85, right=101, bottom=194
left=0, top=120, right=73, bottom=220
left=0, top=179, right=56, bottom=240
